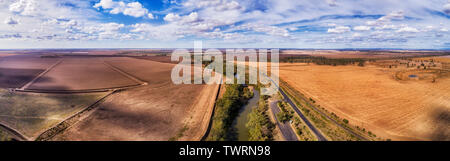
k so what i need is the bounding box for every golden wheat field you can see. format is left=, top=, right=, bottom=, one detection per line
left=279, top=61, right=450, bottom=140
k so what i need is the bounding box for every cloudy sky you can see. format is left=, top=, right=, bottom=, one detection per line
left=0, top=0, right=449, bottom=49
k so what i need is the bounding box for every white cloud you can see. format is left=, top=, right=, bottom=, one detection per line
left=328, top=26, right=350, bottom=33
left=183, top=12, right=200, bottom=23
left=396, top=26, right=419, bottom=33
left=147, top=13, right=155, bottom=19
left=326, top=0, right=337, bottom=7
left=9, top=0, right=37, bottom=16
left=130, top=23, right=185, bottom=41
left=94, top=0, right=153, bottom=18
left=93, top=0, right=115, bottom=9
left=237, top=23, right=290, bottom=37
left=366, top=11, right=404, bottom=26
left=82, top=22, right=125, bottom=40
left=163, top=13, right=181, bottom=22
left=183, top=0, right=242, bottom=11
left=98, top=23, right=124, bottom=32
left=444, top=3, right=450, bottom=14
left=123, top=2, right=149, bottom=18
left=215, top=1, right=241, bottom=11
left=0, top=0, right=449, bottom=48
left=164, top=12, right=200, bottom=23
left=353, top=26, right=371, bottom=31
left=352, top=33, right=361, bottom=37
left=4, top=17, right=19, bottom=25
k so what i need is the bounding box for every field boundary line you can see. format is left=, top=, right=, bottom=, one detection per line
left=13, top=83, right=145, bottom=94
left=188, top=83, right=220, bottom=141
left=18, top=58, right=63, bottom=90
left=35, top=91, right=116, bottom=141
left=102, top=60, right=148, bottom=85
left=200, top=79, right=223, bottom=141
left=0, top=115, right=63, bottom=120
left=0, top=121, right=29, bottom=141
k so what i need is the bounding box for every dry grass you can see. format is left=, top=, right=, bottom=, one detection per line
left=280, top=61, right=450, bottom=140
left=0, top=89, right=108, bottom=139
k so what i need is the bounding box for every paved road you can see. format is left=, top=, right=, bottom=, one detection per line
left=259, top=71, right=328, bottom=141
left=278, top=89, right=328, bottom=141
left=281, top=86, right=368, bottom=141
left=269, top=99, right=298, bottom=141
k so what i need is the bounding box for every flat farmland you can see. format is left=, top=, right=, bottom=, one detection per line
left=135, top=55, right=177, bottom=64
left=0, top=55, right=60, bottom=88
left=281, top=50, right=448, bottom=59
left=51, top=58, right=219, bottom=141
left=0, top=89, right=108, bottom=139
left=280, top=62, right=450, bottom=140
left=27, top=57, right=140, bottom=91
left=52, top=81, right=218, bottom=141
left=103, top=57, right=174, bottom=85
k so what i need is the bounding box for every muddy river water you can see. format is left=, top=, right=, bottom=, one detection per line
left=233, top=89, right=260, bottom=141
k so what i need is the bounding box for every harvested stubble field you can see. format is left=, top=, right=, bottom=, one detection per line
left=0, top=55, right=60, bottom=88
left=51, top=58, right=219, bottom=141
left=281, top=50, right=448, bottom=59
left=27, top=57, right=140, bottom=91
left=0, top=89, right=108, bottom=139
left=279, top=60, right=450, bottom=140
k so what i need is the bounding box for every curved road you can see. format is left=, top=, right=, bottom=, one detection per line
left=269, top=100, right=298, bottom=141
left=259, top=71, right=328, bottom=141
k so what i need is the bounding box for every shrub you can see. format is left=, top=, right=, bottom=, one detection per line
left=246, top=95, right=274, bottom=141
left=343, top=119, right=349, bottom=124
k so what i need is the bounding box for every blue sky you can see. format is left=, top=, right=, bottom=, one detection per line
left=0, top=0, right=449, bottom=49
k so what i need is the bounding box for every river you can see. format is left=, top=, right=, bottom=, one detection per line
left=233, top=88, right=260, bottom=141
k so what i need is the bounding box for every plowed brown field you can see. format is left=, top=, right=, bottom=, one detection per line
left=51, top=58, right=219, bottom=140
left=27, top=57, right=140, bottom=91
left=0, top=55, right=60, bottom=88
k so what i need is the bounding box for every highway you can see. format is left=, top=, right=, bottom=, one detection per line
left=259, top=71, right=328, bottom=141
left=280, top=85, right=368, bottom=141
left=278, top=88, right=328, bottom=141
